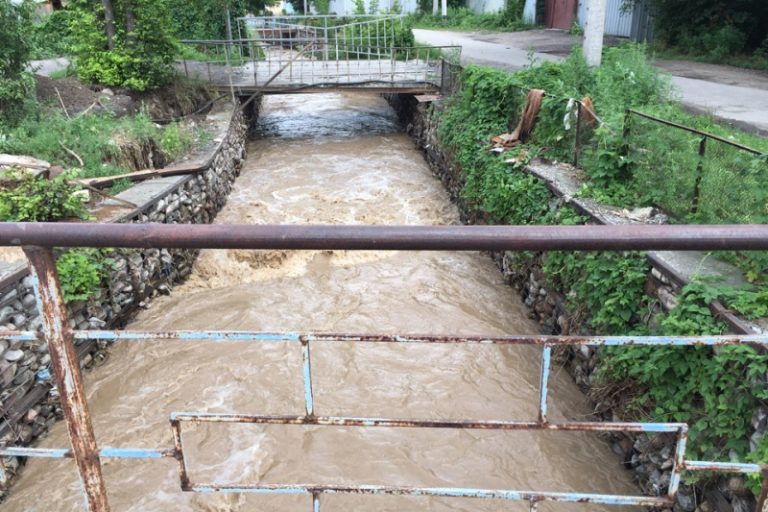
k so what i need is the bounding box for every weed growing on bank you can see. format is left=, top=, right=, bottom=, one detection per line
left=0, top=112, right=199, bottom=182
left=436, top=45, right=768, bottom=494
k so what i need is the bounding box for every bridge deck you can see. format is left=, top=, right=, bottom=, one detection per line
left=178, top=58, right=443, bottom=93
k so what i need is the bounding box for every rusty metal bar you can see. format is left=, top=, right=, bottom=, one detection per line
left=2, top=223, right=768, bottom=251
left=171, top=412, right=685, bottom=432
left=756, top=468, right=768, bottom=512
left=181, top=483, right=672, bottom=507
left=538, top=346, right=551, bottom=423
left=301, top=339, right=314, bottom=417
left=573, top=101, right=582, bottom=167
left=626, top=109, right=764, bottom=155
left=22, top=246, right=110, bottom=512
left=2, top=330, right=768, bottom=347
left=667, top=425, right=688, bottom=498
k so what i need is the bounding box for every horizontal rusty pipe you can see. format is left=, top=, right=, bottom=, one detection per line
left=170, top=413, right=685, bottom=433
left=627, top=109, right=764, bottom=155
left=182, top=483, right=673, bottom=507
left=2, top=223, right=768, bottom=251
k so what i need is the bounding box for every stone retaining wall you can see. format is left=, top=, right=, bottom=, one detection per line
left=388, top=93, right=766, bottom=512
left=0, top=101, right=253, bottom=491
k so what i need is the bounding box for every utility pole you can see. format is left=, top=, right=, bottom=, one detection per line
left=441, top=0, right=447, bottom=17
left=583, top=0, right=607, bottom=66
left=432, top=0, right=438, bottom=15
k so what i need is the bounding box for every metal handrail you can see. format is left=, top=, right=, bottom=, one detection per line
left=626, top=108, right=764, bottom=156
left=2, top=223, right=768, bottom=250
left=0, top=223, right=766, bottom=512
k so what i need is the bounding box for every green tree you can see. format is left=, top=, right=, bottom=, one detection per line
left=0, top=0, right=34, bottom=126
left=169, top=0, right=278, bottom=41
left=68, top=0, right=178, bottom=91
left=637, top=0, right=768, bottom=55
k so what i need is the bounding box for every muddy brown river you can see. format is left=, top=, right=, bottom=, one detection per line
left=5, top=93, right=639, bottom=511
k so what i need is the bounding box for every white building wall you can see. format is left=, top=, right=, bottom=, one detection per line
left=467, top=0, right=505, bottom=14
left=328, top=0, right=418, bottom=14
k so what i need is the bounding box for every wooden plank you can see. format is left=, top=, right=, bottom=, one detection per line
left=0, top=154, right=51, bottom=171
left=73, top=163, right=207, bottom=189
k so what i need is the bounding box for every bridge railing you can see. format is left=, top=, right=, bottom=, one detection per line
left=0, top=223, right=767, bottom=511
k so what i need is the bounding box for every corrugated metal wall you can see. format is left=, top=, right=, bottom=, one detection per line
left=577, top=0, right=631, bottom=37
left=577, top=0, right=653, bottom=39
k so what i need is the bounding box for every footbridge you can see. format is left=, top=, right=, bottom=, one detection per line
left=176, top=15, right=461, bottom=94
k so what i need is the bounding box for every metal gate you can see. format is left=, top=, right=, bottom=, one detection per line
left=0, top=223, right=767, bottom=511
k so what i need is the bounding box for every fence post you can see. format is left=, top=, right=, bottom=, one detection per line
left=621, top=109, right=631, bottom=157
left=22, top=246, right=110, bottom=512
left=573, top=101, right=582, bottom=167
left=756, top=467, right=768, bottom=512
left=690, top=136, right=707, bottom=215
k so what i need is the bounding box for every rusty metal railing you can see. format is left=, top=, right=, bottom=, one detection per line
left=0, top=223, right=767, bottom=512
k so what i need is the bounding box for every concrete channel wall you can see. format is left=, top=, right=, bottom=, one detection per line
left=0, top=101, right=253, bottom=491
left=387, top=93, right=767, bottom=512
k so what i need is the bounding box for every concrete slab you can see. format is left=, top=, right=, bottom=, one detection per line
left=524, top=158, right=749, bottom=289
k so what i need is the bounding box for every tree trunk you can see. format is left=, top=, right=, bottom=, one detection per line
left=102, top=0, right=116, bottom=50
left=125, top=0, right=136, bottom=49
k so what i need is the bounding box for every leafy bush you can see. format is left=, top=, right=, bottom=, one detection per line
left=56, top=249, right=107, bottom=303
left=68, top=0, right=178, bottom=91
left=0, top=171, right=88, bottom=222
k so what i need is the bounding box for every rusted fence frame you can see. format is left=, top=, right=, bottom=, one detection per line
left=1, top=328, right=766, bottom=510
left=1, top=223, right=768, bottom=511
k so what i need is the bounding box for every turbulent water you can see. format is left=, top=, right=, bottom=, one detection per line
left=5, top=93, right=640, bottom=512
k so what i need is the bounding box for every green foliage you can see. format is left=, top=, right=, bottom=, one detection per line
left=28, top=8, right=74, bottom=59
left=0, top=171, right=88, bottom=222
left=160, top=121, right=195, bottom=160
left=353, top=0, right=366, bottom=15
left=543, top=248, right=650, bottom=333
left=599, top=281, right=767, bottom=466
left=313, top=0, right=331, bottom=14
left=68, top=0, right=178, bottom=91
left=635, top=0, right=768, bottom=61
left=745, top=436, right=768, bottom=495
left=0, top=0, right=35, bottom=127
left=337, top=18, right=415, bottom=59
left=409, top=5, right=529, bottom=31
left=56, top=249, right=108, bottom=303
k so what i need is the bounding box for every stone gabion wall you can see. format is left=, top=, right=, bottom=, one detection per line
left=387, top=93, right=766, bottom=512
left=0, top=105, right=249, bottom=491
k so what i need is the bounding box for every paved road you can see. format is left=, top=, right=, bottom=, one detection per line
left=414, top=28, right=768, bottom=136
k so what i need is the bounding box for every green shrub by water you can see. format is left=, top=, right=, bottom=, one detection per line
left=436, top=45, right=767, bottom=494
